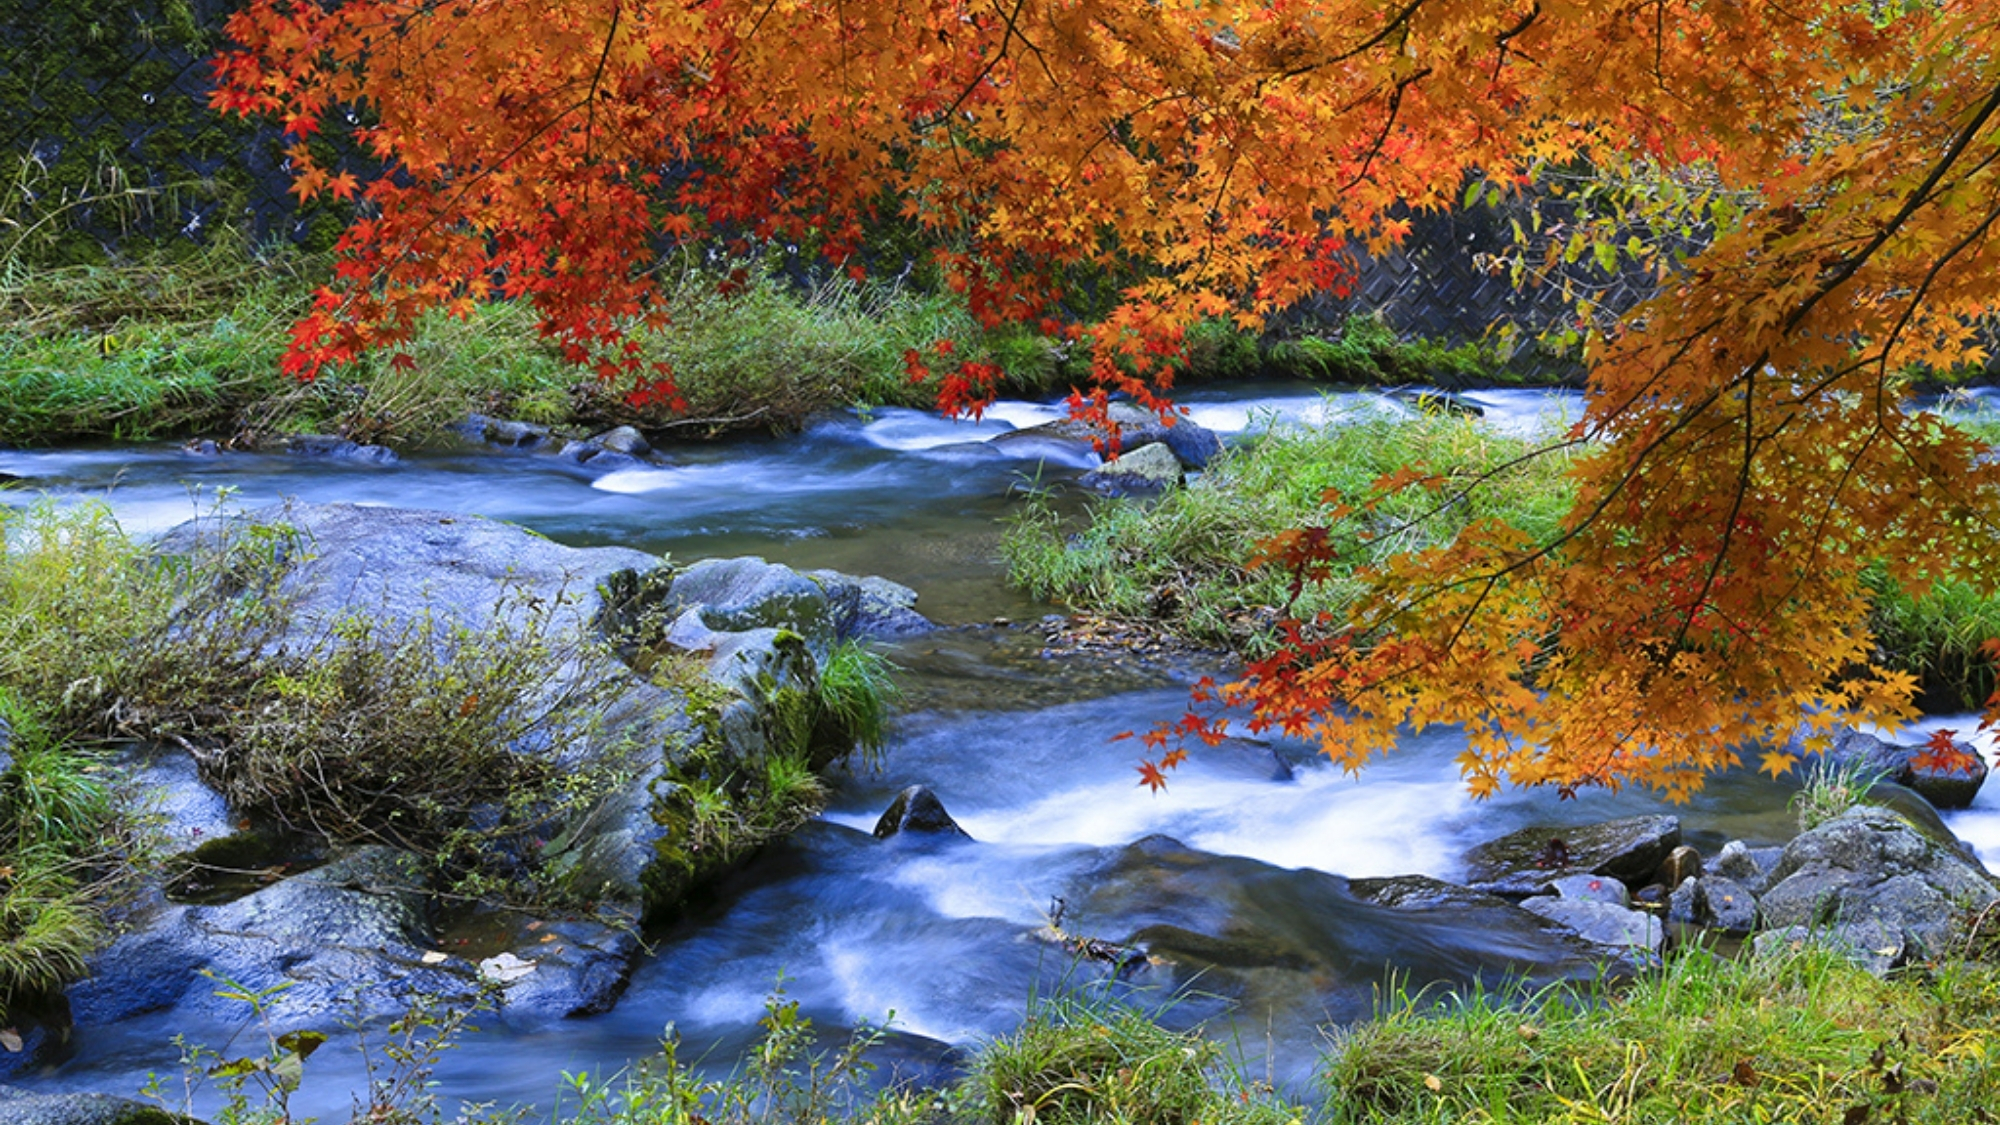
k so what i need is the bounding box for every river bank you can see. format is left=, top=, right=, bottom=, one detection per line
left=4, top=388, right=2000, bottom=1124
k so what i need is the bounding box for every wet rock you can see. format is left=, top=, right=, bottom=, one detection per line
left=590, top=425, right=651, bottom=456
left=1862, top=782, right=1983, bottom=865
left=1755, top=806, right=1999, bottom=969
left=669, top=557, right=834, bottom=647
left=1519, top=896, right=1663, bottom=962
left=1078, top=442, right=1184, bottom=494
left=68, top=846, right=472, bottom=1030
left=1462, top=815, right=1682, bottom=897
left=275, top=434, right=398, bottom=464
left=115, top=748, right=236, bottom=859
left=1657, top=845, right=1702, bottom=888
left=809, top=570, right=934, bottom=639
left=1712, top=840, right=1784, bottom=895
left=873, top=786, right=970, bottom=840
left=488, top=917, right=643, bottom=1025
left=1068, top=838, right=1635, bottom=1025
left=990, top=403, right=1224, bottom=471
left=1906, top=735, right=1988, bottom=809
left=464, top=414, right=551, bottom=448
left=1699, top=875, right=1759, bottom=935
left=0, top=1088, right=195, bottom=1125
left=557, top=440, right=642, bottom=473
left=181, top=439, right=219, bottom=456
left=1548, top=872, right=1630, bottom=908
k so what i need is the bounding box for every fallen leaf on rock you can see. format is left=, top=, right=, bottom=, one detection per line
left=421, top=951, right=448, bottom=965
left=478, top=951, right=538, bottom=984
left=0, top=1028, right=21, bottom=1052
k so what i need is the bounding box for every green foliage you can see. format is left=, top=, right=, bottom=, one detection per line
left=1866, top=569, right=2000, bottom=712
left=1004, top=411, right=1578, bottom=652
left=560, top=988, right=935, bottom=1125
left=1263, top=315, right=1503, bottom=388
left=1791, top=755, right=1887, bottom=833
left=212, top=596, right=625, bottom=889
left=0, top=698, right=130, bottom=1019
left=582, top=257, right=1062, bottom=435
left=0, top=501, right=621, bottom=905
left=969, top=993, right=1303, bottom=1125
left=1324, top=947, right=2000, bottom=1124
left=817, top=641, right=901, bottom=764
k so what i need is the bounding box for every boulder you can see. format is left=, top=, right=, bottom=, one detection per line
left=1711, top=839, right=1784, bottom=895
left=0, top=1089, right=196, bottom=1125
left=989, top=403, right=1224, bottom=471
left=1462, top=816, right=1682, bottom=897
left=1547, top=872, right=1630, bottom=908
left=483, top=916, right=642, bottom=1025
left=589, top=425, right=651, bottom=456
left=462, top=414, right=552, bottom=449
left=668, top=557, right=835, bottom=648
left=68, top=847, right=473, bottom=1030
left=557, top=440, right=643, bottom=474
left=1755, top=806, right=1999, bottom=969
left=809, top=570, right=933, bottom=639
left=1519, top=896, right=1663, bottom=963
left=1667, top=874, right=1757, bottom=935
left=1078, top=442, right=1185, bottom=494
left=274, top=434, right=398, bottom=465
left=873, top=786, right=970, bottom=840
left=1786, top=723, right=1988, bottom=809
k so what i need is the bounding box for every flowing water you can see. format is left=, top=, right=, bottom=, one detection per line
left=3, top=383, right=1994, bottom=1117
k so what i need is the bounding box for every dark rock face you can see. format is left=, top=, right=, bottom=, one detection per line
left=482, top=917, right=643, bottom=1025
left=873, top=786, right=970, bottom=840
left=1461, top=816, right=1682, bottom=897
left=1754, top=806, right=1999, bottom=968
left=69, top=847, right=472, bottom=1029
left=1063, top=839, right=1629, bottom=1026
left=0, top=1088, right=195, bottom=1125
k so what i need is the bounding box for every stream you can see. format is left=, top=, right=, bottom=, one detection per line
left=4, top=383, right=1998, bottom=1118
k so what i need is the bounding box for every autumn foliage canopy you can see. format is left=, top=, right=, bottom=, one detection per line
left=213, top=0, right=2000, bottom=797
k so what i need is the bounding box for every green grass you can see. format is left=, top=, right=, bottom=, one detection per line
left=1323, top=945, right=2000, bottom=1124
left=0, top=244, right=1067, bottom=446
left=0, top=695, right=132, bottom=1020
left=817, top=640, right=902, bottom=764
left=1003, top=409, right=1578, bottom=653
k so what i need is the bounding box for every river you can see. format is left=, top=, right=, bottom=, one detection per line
left=4, top=383, right=1996, bottom=1118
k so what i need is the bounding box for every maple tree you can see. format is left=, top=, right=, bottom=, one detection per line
left=212, top=0, right=2000, bottom=797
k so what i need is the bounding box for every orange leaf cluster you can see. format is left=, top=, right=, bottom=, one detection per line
left=213, top=1, right=2000, bottom=796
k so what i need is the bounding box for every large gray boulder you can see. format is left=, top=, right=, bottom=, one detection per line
left=1078, top=442, right=1186, bottom=495
left=69, top=847, right=472, bottom=1029
left=1462, top=816, right=1682, bottom=897
left=1754, top=806, right=1999, bottom=969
